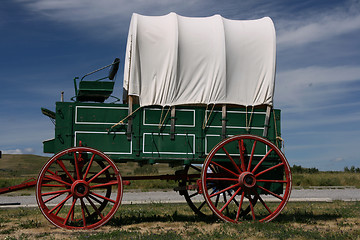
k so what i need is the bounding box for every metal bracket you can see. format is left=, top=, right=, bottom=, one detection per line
left=196, top=179, right=203, bottom=194
left=262, top=105, right=272, bottom=137
left=127, top=96, right=133, bottom=141
left=170, top=107, right=176, bottom=140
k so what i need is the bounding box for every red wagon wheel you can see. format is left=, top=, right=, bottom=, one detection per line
left=36, top=147, right=123, bottom=230
left=201, top=135, right=291, bottom=223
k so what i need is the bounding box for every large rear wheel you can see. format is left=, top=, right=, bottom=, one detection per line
left=36, top=147, right=123, bottom=229
left=201, top=135, right=291, bottom=223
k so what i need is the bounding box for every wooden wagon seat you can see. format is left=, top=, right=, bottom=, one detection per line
left=77, top=58, right=119, bottom=102
left=77, top=81, right=115, bottom=102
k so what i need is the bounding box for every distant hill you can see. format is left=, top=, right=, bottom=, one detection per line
left=0, top=154, right=50, bottom=177
left=0, top=154, right=178, bottom=178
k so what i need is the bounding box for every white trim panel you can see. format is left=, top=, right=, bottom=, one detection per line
left=143, top=133, right=196, bottom=155
left=74, top=131, right=132, bottom=155
left=206, top=110, right=265, bottom=129
left=143, top=108, right=196, bottom=127
left=75, top=106, right=129, bottom=125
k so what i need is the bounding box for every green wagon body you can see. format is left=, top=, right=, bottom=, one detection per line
left=42, top=102, right=284, bottom=195
left=44, top=102, right=281, bottom=165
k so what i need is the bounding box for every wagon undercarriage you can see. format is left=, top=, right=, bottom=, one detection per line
left=33, top=131, right=291, bottom=229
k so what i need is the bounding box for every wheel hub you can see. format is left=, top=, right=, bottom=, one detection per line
left=239, top=172, right=256, bottom=188
left=71, top=180, right=90, bottom=198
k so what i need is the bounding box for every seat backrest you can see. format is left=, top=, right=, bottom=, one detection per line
left=75, top=58, right=120, bottom=102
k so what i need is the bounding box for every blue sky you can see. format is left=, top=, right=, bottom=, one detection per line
left=1, top=0, right=360, bottom=170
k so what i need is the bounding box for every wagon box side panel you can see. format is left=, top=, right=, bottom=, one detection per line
left=139, top=106, right=204, bottom=164
left=203, top=107, right=267, bottom=155
left=72, top=104, right=137, bottom=161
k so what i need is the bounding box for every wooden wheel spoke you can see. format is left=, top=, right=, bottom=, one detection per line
left=251, top=149, right=273, bottom=174
left=198, top=201, right=207, bottom=211
left=90, top=191, right=116, bottom=204
left=89, top=194, right=103, bottom=205
left=207, top=177, right=238, bottom=182
left=189, top=192, right=199, bottom=198
left=44, top=193, right=63, bottom=204
left=46, top=169, right=56, bottom=175
left=222, top=193, right=230, bottom=215
left=222, top=146, right=242, bottom=174
left=83, top=153, right=95, bottom=181
left=190, top=164, right=202, bottom=172
left=86, top=196, right=104, bottom=219
left=247, top=140, right=257, bottom=171
left=82, top=199, right=91, bottom=217
left=256, top=185, right=284, bottom=200
left=210, top=161, right=239, bottom=177
left=42, top=189, right=71, bottom=196
left=228, top=190, right=239, bottom=206
left=56, top=160, right=75, bottom=183
left=250, top=188, right=272, bottom=214
left=88, top=165, right=111, bottom=184
left=48, top=193, right=73, bottom=214
left=255, top=162, right=284, bottom=178
left=74, top=153, right=81, bottom=180
left=257, top=193, right=272, bottom=214
left=220, top=187, right=242, bottom=213
left=235, top=192, right=245, bottom=221
left=45, top=175, right=72, bottom=187
left=215, top=194, right=220, bottom=207
left=64, top=198, right=77, bottom=225
left=238, top=140, right=246, bottom=172
left=209, top=165, right=217, bottom=174
left=209, top=183, right=241, bottom=198
left=249, top=197, right=256, bottom=220
left=80, top=199, right=87, bottom=227
left=90, top=180, right=118, bottom=189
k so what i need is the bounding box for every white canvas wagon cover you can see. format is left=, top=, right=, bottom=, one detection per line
left=123, top=12, right=276, bottom=107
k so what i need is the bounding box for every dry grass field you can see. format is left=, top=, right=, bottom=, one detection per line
left=1, top=201, right=360, bottom=239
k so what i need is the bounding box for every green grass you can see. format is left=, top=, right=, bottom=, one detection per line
left=292, top=172, right=360, bottom=188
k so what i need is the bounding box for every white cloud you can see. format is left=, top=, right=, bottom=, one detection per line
left=3, top=149, right=23, bottom=154
left=277, top=1, right=360, bottom=49
left=275, top=65, right=360, bottom=110
left=2, top=148, right=34, bottom=154
left=278, top=15, right=360, bottom=48
left=15, top=0, right=204, bottom=37
left=333, top=157, right=345, bottom=162
left=24, top=148, right=34, bottom=153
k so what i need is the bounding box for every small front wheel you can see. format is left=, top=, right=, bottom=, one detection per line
left=36, top=147, right=123, bottom=230
left=201, top=135, right=291, bottom=223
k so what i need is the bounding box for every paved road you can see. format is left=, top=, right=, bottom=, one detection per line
left=1, top=187, right=360, bottom=208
